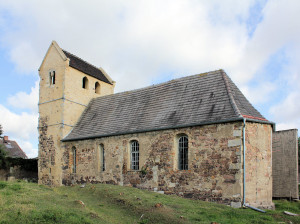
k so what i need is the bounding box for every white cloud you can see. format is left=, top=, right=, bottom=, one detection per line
left=7, top=81, right=39, bottom=112
left=231, top=0, right=300, bottom=84
left=0, top=104, right=38, bottom=140
left=240, top=82, right=276, bottom=105
left=270, top=91, right=300, bottom=129
left=0, top=0, right=300, bottom=143
left=0, top=0, right=253, bottom=92
left=0, top=80, right=38, bottom=158
left=276, top=122, right=300, bottom=132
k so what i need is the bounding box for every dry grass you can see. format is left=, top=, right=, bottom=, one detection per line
left=0, top=181, right=299, bottom=224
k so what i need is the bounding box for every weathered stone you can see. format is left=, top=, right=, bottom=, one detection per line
left=235, top=148, right=242, bottom=156
left=233, top=130, right=242, bottom=137
left=232, top=194, right=240, bottom=198
left=155, top=156, right=160, bottom=163
left=7, top=176, right=15, bottom=182
left=168, top=182, right=176, bottom=188
left=229, top=163, right=241, bottom=170
left=228, top=139, right=241, bottom=147
left=230, top=201, right=242, bottom=208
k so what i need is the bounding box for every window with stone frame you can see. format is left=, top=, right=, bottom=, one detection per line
left=49, top=70, right=56, bottom=85
left=130, top=140, right=139, bottom=170
left=178, top=135, right=188, bottom=170
left=72, top=146, right=77, bottom=173
left=100, top=144, right=105, bottom=171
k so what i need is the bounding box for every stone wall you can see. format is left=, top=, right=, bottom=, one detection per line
left=61, top=121, right=273, bottom=208
left=0, top=166, right=38, bottom=182
left=272, top=129, right=298, bottom=199
left=0, top=158, right=38, bottom=182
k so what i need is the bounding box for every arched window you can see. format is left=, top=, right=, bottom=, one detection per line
left=72, top=146, right=77, bottom=173
left=95, top=82, right=100, bottom=94
left=49, top=71, right=55, bottom=85
left=178, top=135, right=188, bottom=170
left=130, top=140, right=139, bottom=170
left=82, top=77, right=88, bottom=89
left=99, top=144, right=105, bottom=171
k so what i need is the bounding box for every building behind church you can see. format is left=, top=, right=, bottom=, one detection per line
left=38, top=41, right=274, bottom=209
left=0, top=136, right=27, bottom=159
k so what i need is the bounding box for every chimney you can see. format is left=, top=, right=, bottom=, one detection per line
left=3, top=136, right=8, bottom=141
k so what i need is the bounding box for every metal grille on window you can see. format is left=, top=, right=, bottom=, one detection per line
left=73, top=147, right=76, bottom=173
left=179, top=136, right=188, bottom=170
left=131, top=141, right=139, bottom=170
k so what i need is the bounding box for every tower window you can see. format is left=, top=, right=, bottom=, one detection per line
left=130, top=140, right=139, bottom=170
left=178, top=135, right=188, bottom=170
left=95, top=82, right=100, bottom=94
left=82, top=77, right=88, bottom=89
left=72, top=147, right=77, bottom=173
left=49, top=71, right=55, bottom=85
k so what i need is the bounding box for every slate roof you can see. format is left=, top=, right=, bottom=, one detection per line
left=63, top=70, right=272, bottom=141
left=0, top=138, right=28, bottom=159
left=62, top=50, right=112, bottom=85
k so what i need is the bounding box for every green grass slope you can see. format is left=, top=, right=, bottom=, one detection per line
left=0, top=181, right=299, bottom=224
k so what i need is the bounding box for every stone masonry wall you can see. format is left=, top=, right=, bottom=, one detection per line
left=63, top=122, right=245, bottom=206
left=38, top=42, right=115, bottom=186
left=245, top=122, right=273, bottom=209
left=272, top=129, right=298, bottom=199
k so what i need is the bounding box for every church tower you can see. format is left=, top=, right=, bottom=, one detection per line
left=38, top=41, right=115, bottom=186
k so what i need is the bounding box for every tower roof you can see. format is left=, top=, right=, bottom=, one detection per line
left=39, top=41, right=114, bottom=85
left=63, top=70, right=273, bottom=141
left=62, top=49, right=113, bottom=85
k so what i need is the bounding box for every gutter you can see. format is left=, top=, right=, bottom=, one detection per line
left=62, top=117, right=275, bottom=142
left=242, top=118, right=266, bottom=213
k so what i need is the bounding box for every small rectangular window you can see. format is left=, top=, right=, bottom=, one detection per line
left=50, top=71, right=56, bottom=85
left=73, top=147, right=76, bottom=173
left=100, top=144, right=105, bottom=171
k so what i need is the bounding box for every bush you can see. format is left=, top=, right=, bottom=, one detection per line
left=0, top=181, right=7, bottom=189
left=6, top=157, right=38, bottom=172
left=0, top=145, right=8, bottom=169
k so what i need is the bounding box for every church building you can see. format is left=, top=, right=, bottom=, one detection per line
left=38, top=41, right=274, bottom=209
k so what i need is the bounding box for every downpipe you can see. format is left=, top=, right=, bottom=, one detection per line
left=242, top=118, right=266, bottom=213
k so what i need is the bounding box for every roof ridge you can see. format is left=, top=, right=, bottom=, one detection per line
left=62, top=49, right=102, bottom=73
left=221, top=71, right=242, bottom=118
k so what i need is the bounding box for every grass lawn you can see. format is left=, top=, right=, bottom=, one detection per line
left=0, top=181, right=299, bottom=223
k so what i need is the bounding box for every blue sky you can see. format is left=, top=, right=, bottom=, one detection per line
left=0, top=0, right=299, bottom=158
